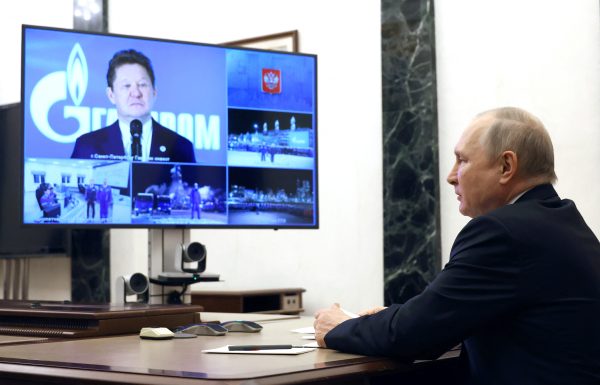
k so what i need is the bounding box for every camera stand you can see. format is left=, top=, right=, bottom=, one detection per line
left=148, top=229, right=219, bottom=304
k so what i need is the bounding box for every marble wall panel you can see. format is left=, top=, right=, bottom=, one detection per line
left=381, top=0, right=441, bottom=305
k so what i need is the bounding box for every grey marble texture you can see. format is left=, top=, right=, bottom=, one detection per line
left=382, top=0, right=441, bottom=305
left=70, top=229, right=110, bottom=303
left=70, top=3, right=111, bottom=304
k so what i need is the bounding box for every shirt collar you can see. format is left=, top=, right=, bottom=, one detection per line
left=508, top=188, right=532, bottom=204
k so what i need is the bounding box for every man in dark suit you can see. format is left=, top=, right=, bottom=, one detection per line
left=189, top=182, right=202, bottom=219
left=70, top=49, right=195, bottom=163
left=314, top=107, right=600, bottom=384
left=85, top=180, right=97, bottom=220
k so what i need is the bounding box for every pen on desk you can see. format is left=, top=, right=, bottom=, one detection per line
left=228, top=344, right=304, bottom=351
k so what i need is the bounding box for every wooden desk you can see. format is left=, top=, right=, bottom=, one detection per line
left=0, top=315, right=461, bottom=385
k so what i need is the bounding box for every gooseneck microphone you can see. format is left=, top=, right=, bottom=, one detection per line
left=130, top=119, right=143, bottom=159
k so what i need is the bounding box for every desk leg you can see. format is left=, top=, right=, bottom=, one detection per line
left=22, top=258, right=30, bottom=300
left=1, top=259, right=9, bottom=299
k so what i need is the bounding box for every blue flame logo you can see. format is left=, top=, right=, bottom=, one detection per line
left=29, top=43, right=91, bottom=143
left=67, top=43, right=88, bottom=106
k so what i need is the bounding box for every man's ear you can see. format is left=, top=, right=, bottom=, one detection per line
left=106, top=87, right=115, bottom=104
left=499, top=151, right=517, bottom=184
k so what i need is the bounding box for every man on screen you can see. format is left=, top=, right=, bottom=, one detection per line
left=70, top=49, right=196, bottom=163
left=97, top=178, right=113, bottom=222
left=85, top=180, right=97, bottom=220
left=190, top=182, right=202, bottom=219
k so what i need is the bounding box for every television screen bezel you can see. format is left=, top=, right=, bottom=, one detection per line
left=20, top=24, right=318, bottom=230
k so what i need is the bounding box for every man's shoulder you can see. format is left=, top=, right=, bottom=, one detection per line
left=455, top=205, right=533, bottom=249
left=464, top=201, right=546, bottom=234
left=152, top=121, right=193, bottom=144
left=150, top=120, right=196, bottom=162
left=457, top=185, right=578, bottom=248
left=76, top=122, right=119, bottom=142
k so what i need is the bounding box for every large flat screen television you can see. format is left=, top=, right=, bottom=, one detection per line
left=21, top=25, right=318, bottom=229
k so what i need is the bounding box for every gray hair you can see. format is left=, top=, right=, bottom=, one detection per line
left=478, top=107, right=557, bottom=183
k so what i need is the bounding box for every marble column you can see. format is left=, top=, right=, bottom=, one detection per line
left=381, top=0, right=441, bottom=305
left=70, top=0, right=111, bottom=303
left=70, top=229, right=110, bottom=303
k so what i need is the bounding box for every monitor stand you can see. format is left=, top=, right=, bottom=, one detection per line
left=147, top=229, right=219, bottom=304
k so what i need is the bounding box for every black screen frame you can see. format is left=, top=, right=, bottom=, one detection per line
left=0, top=102, right=69, bottom=255
left=20, top=24, right=319, bottom=230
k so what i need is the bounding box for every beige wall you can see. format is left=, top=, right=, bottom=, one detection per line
left=107, top=0, right=383, bottom=314
left=435, top=0, right=600, bottom=264
left=1, top=1, right=384, bottom=314
left=3, top=0, right=600, bottom=313
left=0, top=0, right=73, bottom=105
left=0, top=0, right=73, bottom=301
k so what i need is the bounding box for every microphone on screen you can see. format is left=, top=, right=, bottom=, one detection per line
left=130, top=119, right=143, bottom=159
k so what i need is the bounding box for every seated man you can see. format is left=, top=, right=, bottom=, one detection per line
left=40, top=185, right=60, bottom=218
left=314, top=107, right=600, bottom=385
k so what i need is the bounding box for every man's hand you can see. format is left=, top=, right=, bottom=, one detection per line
left=313, top=303, right=351, bottom=348
left=358, top=306, right=387, bottom=316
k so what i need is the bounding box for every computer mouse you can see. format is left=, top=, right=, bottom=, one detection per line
left=176, top=323, right=228, bottom=336
left=172, top=332, right=197, bottom=339
left=221, top=320, right=263, bottom=333
left=139, top=327, right=175, bottom=340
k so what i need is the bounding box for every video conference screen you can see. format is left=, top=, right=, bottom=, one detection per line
left=21, top=25, right=318, bottom=228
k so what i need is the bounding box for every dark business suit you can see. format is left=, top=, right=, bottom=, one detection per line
left=70, top=119, right=196, bottom=163
left=325, top=184, right=600, bottom=385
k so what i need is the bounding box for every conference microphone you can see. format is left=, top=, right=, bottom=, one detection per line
left=130, top=119, right=142, bottom=158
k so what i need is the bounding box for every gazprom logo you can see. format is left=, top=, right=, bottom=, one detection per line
left=67, top=43, right=87, bottom=106
left=30, top=43, right=89, bottom=143
left=29, top=43, right=220, bottom=150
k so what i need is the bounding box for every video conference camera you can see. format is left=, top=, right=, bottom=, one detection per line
left=181, top=241, right=207, bottom=274
left=121, top=272, right=149, bottom=304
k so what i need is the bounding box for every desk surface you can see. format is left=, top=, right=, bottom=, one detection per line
left=0, top=314, right=460, bottom=385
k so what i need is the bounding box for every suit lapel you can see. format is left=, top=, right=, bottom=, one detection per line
left=101, top=122, right=125, bottom=155
left=149, top=120, right=170, bottom=157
